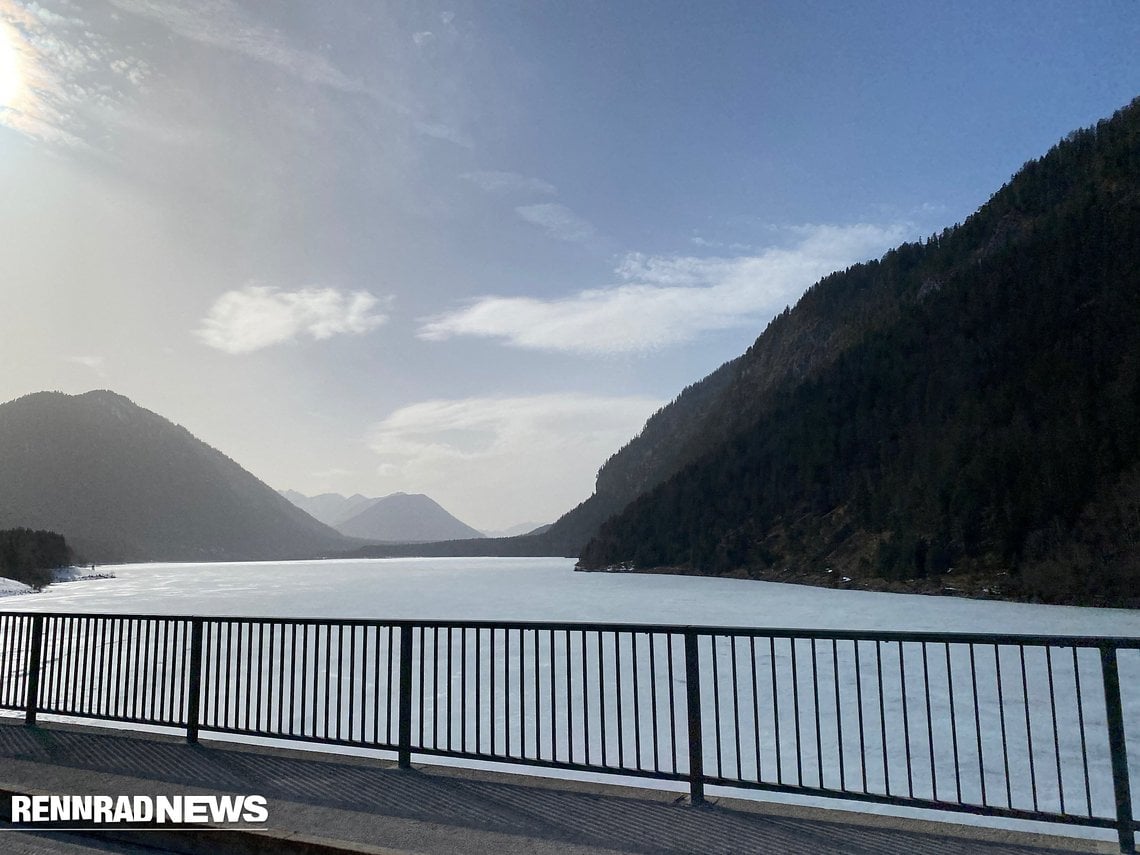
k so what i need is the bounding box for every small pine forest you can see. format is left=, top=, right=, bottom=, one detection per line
left=0, top=528, right=73, bottom=589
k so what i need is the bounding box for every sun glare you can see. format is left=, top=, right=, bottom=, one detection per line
left=0, top=24, right=23, bottom=109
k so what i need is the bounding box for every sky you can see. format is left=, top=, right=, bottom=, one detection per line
left=1, top=1, right=1138, bottom=533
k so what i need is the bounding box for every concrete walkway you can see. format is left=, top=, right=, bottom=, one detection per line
left=0, top=718, right=1114, bottom=855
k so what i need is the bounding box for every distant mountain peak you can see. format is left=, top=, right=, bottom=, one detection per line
left=282, top=490, right=483, bottom=543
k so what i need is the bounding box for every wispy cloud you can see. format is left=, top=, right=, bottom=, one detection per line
left=462, top=170, right=557, bottom=196
left=107, top=0, right=364, bottom=93
left=0, top=0, right=151, bottom=148
left=516, top=203, right=596, bottom=243
left=66, top=355, right=107, bottom=377
left=369, top=394, right=664, bottom=529
left=420, top=222, right=910, bottom=354
left=196, top=285, right=390, bottom=355
left=414, top=119, right=473, bottom=148
left=1, top=0, right=446, bottom=153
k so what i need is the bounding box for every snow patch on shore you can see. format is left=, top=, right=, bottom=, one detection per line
left=0, top=576, right=33, bottom=597
left=51, top=566, right=115, bottom=584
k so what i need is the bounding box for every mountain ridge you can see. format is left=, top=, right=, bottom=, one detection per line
left=577, top=97, right=1140, bottom=605
left=281, top=490, right=485, bottom=542
left=337, top=493, right=485, bottom=542
left=0, top=390, right=351, bottom=563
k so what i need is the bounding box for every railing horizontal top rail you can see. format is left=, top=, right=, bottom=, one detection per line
left=2, top=610, right=1138, bottom=649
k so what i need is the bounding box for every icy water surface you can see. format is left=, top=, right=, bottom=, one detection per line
left=5, top=556, right=1140, bottom=635
left=3, top=557, right=1139, bottom=845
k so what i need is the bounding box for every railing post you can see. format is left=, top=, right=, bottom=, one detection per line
left=24, top=615, right=45, bottom=726
left=398, top=624, right=414, bottom=769
left=684, top=629, right=705, bottom=806
left=1101, top=645, right=1135, bottom=854
left=186, top=618, right=204, bottom=744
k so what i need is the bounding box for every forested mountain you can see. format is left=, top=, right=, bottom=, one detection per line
left=0, top=391, right=351, bottom=562
left=578, top=98, right=1140, bottom=605
left=541, top=177, right=933, bottom=555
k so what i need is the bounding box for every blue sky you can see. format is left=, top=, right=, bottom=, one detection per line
left=1, top=1, right=1137, bottom=531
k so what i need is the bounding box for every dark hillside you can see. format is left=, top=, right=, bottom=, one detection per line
left=545, top=223, right=921, bottom=553
left=0, top=390, right=350, bottom=562
left=580, top=98, right=1140, bottom=605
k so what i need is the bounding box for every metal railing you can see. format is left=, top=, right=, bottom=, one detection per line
left=1, top=611, right=1137, bottom=852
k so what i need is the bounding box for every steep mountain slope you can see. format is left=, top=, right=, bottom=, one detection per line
left=0, top=391, right=350, bottom=562
left=334, top=493, right=485, bottom=542
left=543, top=211, right=922, bottom=555
left=579, top=98, right=1140, bottom=604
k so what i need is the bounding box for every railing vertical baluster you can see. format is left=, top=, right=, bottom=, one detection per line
left=462, top=628, right=469, bottom=754
left=812, top=639, right=823, bottom=789
left=49, top=617, right=65, bottom=714
left=444, top=627, right=451, bottom=752
left=731, top=636, right=742, bottom=781
left=490, top=628, right=497, bottom=757
left=771, top=637, right=782, bottom=785
left=370, top=625, right=380, bottom=745
left=581, top=631, right=590, bottom=765
left=597, top=631, right=606, bottom=767
left=995, top=644, right=1013, bottom=808
left=386, top=626, right=395, bottom=744
left=667, top=634, right=677, bottom=774
left=854, top=640, right=866, bottom=793
left=750, top=636, right=761, bottom=783
left=684, top=629, right=704, bottom=806
left=534, top=630, right=543, bottom=760
left=833, top=639, right=845, bottom=792
left=259, top=622, right=268, bottom=735
left=876, top=641, right=888, bottom=795
left=1100, top=645, right=1135, bottom=855
left=549, top=629, right=557, bottom=763
left=921, top=642, right=934, bottom=800
left=945, top=643, right=962, bottom=804
left=324, top=624, right=333, bottom=741
left=793, top=639, right=805, bottom=787
left=185, top=618, right=204, bottom=743
left=711, top=635, right=722, bottom=780
left=24, top=614, right=44, bottom=725
left=1020, top=645, right=1038, bottom=812
left=614, top=631, right=623, bottom=766
left=899, top=641, right=913, bottom=798
left=290, top=624, right=299, bottom=737
left=565, top=629, right=573, bottom=765
left=649, top=633, right=660, bottom=774
left=1045, top=646, right=1063, bottom=816
left=1073, top=647, right=1093, bottom=818
left=398, top=624, right=413, bottom=769
left=969, top=643, right=986, bottom=806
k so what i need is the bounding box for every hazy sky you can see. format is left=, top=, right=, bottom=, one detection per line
left=1, top=1, right=1137, bottom=531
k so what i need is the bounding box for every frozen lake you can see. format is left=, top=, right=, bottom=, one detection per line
left=5, top=556, right=1140, bottom=635
left=3, top=557, right=1139, bottom=845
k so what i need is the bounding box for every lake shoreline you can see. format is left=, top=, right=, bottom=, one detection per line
left=577, top=562, right=1140, bottom=610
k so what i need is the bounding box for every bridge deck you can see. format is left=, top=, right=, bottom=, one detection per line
left=0, top=718, right=1114, bottom=855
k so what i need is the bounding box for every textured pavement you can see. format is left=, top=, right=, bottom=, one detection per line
left=0, top=717, right=1114, bottom=855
